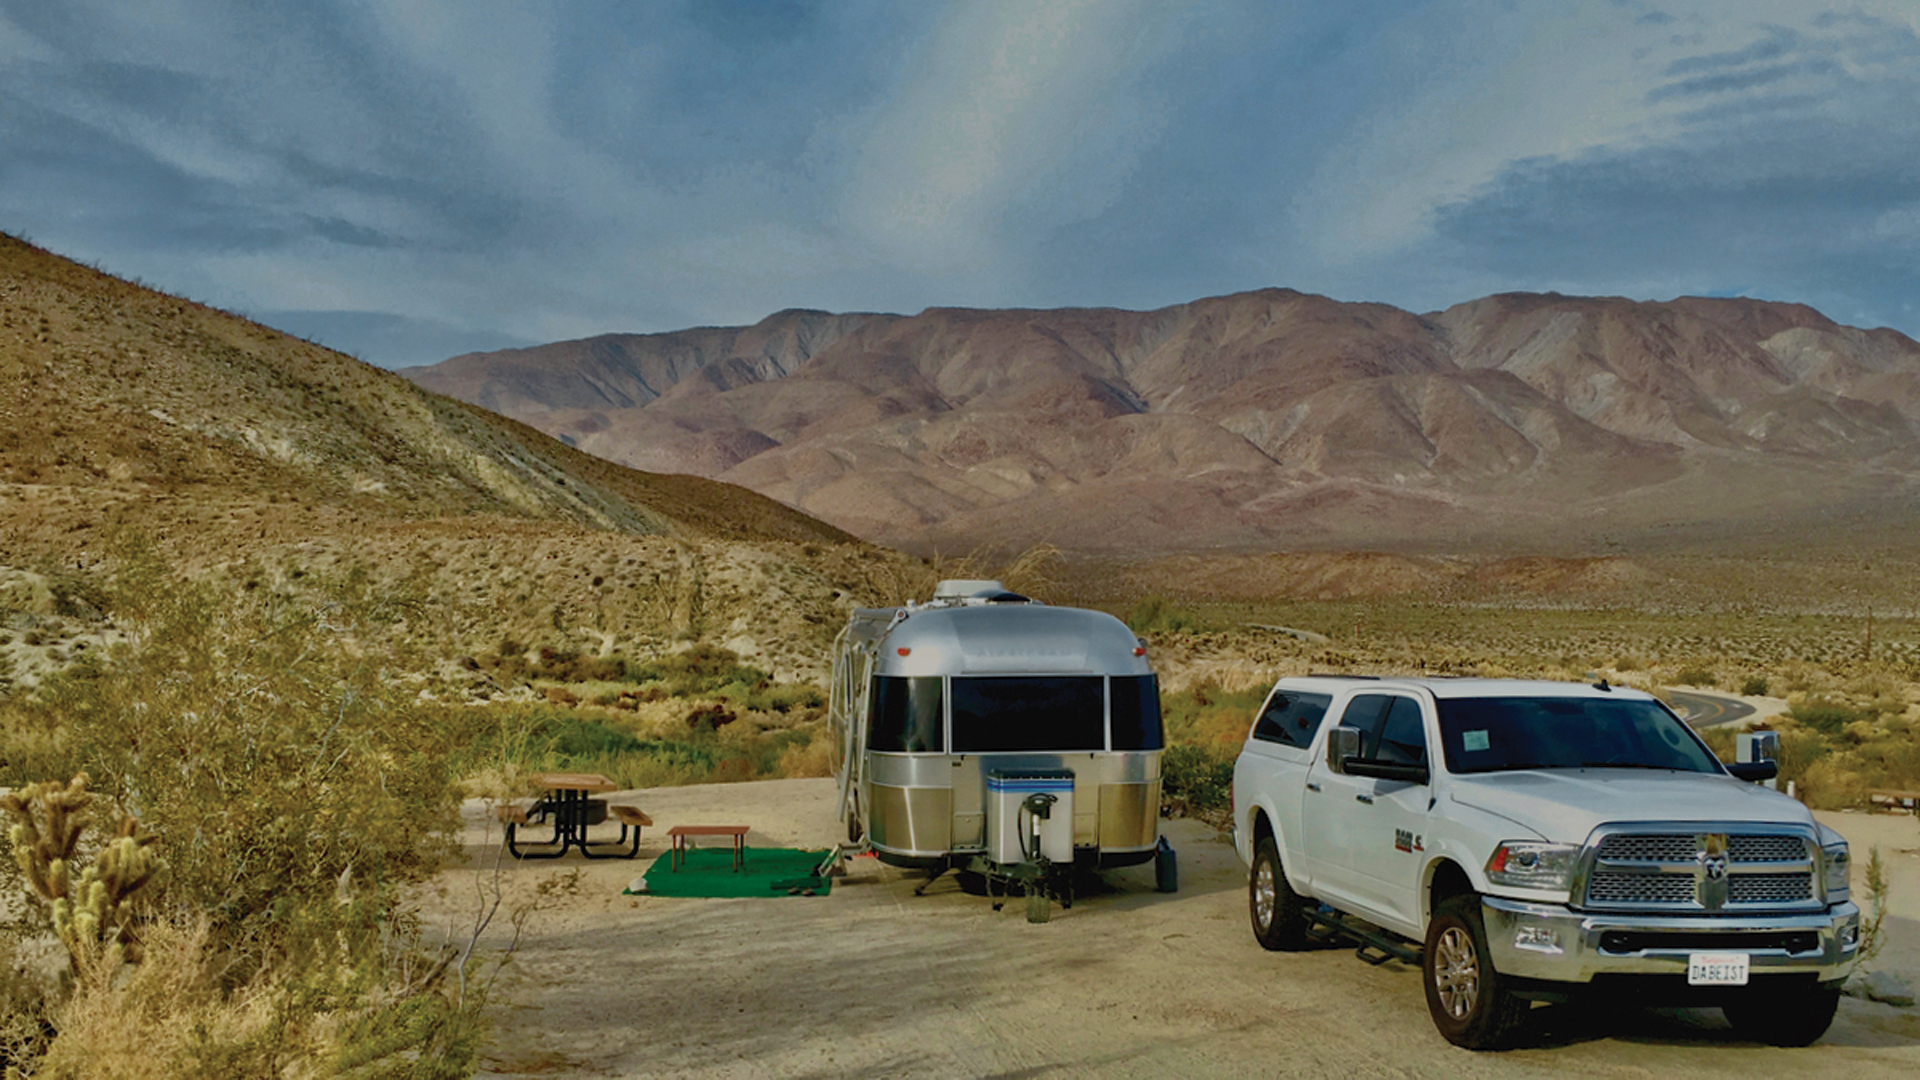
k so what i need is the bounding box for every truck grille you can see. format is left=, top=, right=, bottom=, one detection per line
left=1580, top=831, right=1817, bottom=912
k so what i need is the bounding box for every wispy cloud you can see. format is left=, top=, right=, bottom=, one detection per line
left=0, top=0, right=1914, bottom=364
left=836, top=0, right=1182, bottom=276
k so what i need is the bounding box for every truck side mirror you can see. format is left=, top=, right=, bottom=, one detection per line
left=1732, top=731, right=1780, bottom=785
left=1327, top=726, right=1362, bottom=774
left=1737, top=731, right=1779, bottom=764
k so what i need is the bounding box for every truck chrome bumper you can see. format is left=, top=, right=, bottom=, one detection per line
left=1482, top=896, right=1860, bottom=984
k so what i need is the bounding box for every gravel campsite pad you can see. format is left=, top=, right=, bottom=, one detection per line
left=415, top=778, right=1920, bottom=1079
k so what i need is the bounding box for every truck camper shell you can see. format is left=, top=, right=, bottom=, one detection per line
left=829, top=580, right=1175, bottom=916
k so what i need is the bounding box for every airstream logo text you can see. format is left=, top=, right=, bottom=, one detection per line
left=1394, top=829, right=1423, bottom=853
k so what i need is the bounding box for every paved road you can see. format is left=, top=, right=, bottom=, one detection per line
left=1669, top=688, right=1757, bottom=728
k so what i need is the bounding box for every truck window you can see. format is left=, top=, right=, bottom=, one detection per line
left=1252, top=690, right=1332, bottom=749
left=950, top=676, right=1106, bottom=752
left=1373, top=696, right=1428, bottom=766
left=1341, top=694, right=1425, bottom=764
left=1110, top=675, right=1164, bottom=750
left=1337, top=694, right=1392, bottom=751
left=869, top=676, right=944, bottom=753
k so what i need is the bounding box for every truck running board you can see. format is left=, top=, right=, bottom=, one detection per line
left=1303, top=906, right=1422, bottom=966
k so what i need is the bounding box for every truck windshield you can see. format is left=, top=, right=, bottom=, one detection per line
left=1437, top=697, right=1721, bottom=775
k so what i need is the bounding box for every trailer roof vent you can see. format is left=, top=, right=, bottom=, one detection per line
left=932, top=579, right=1008, bottom=600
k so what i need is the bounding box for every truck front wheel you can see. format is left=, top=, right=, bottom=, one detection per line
left=1423, top=894, right=1528, bottom=1050
left=1722, top=985, right=1841, bottom=1046
left=1249, top=836, right=1307, bottom=950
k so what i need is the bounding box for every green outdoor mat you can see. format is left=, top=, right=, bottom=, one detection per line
left=624, top=846, right=834, bottom=898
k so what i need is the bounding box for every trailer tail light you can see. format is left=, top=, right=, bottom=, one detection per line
left=896, top=647, right=911, bottom=656
left=1133, top=646, right=1146, bottom=656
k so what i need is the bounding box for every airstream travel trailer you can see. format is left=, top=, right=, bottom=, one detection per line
left=828, top=580, right=1175, bottom=922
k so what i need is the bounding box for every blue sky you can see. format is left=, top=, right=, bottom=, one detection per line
left=2, top=0, right=1916, bottom=368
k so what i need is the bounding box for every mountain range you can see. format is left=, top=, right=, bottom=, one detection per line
left=404, top=290, right=1920, bottom=556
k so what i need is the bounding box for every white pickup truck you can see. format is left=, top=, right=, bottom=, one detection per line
left=1232, top=676, right=1860, bottom=1050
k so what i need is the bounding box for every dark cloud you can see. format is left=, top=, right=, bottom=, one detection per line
left=1422, top=133, right=1920, bottom=331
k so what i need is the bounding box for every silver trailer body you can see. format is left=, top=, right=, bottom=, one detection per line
left=829, top=581, right=1168, bottom=882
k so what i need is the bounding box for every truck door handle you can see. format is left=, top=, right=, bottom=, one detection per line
left=1306, top=782, right=1322, bottom=793
left=1355, top=793, right=1374, bottom=805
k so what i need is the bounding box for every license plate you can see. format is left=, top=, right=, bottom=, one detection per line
left=1688, top=952, right=1750, bottom=986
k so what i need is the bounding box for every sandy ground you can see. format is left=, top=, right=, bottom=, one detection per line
left=419, top=779, right=1920, bottom=1079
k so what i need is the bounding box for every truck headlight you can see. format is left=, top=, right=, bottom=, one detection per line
left=1822, top=840, right=1851, bottom=903
left=1486, top=842, right=1580, bottom=890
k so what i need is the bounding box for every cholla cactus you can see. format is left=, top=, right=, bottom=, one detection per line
left=2, top=774, right=162, bottom=966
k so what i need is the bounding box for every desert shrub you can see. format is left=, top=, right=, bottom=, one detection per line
left=1160, top=681, right=1267, bottom=753
left=777, top=730, right=834, bottom=778
left=1789, top=696, right=1873, bottom=736
left=629, top=643, right=769, bottom=696
left=0, top=931, right=56, bottom=1075
left=1697, top=725, right=1736, bottom=761
left=1798, top=757, right=1868, bottom=810
left=1859, top=847, right=1891, bottom=970
left=1126, top=596, right=1203, bottom=635
left=1674, top=664, right=1715, bottom=687
left=0, top=553, right=485, bottom=1075
left=1161, top=744, right=1234, bottom=822
left=454, top=705, right=825, bottom=788
left=1, top=582, right=462, bottom=939
left=1740, top=674, right=1770, bottom=696
left=526, top=648, right=626, bottom=683
left=727, top=681, right=825, bottom=714
left=33, top=909, right=484, bottom=1080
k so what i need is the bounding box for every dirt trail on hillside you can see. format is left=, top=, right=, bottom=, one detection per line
left=417, top=779, right=1920, bottom=1079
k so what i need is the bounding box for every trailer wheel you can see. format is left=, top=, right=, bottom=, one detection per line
left=1423, top=894, right=1527, bottom=1050
left=1026, top=887, right=1050, bottom=924
left=1249, top=836, right=1306, bottom=950
left=1722, top=986, right=1841, bottom=1046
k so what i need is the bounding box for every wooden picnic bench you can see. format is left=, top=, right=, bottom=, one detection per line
left=667, top=824, right=749, bottom=872
left=1866, top=788, right=1920, bottom=815
left=498, top=774, right=651, bottom=859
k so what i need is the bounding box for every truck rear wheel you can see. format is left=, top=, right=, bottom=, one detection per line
left=1722, top=986, right=1841, bottom=1046
left=1249, top=836, right=1307, bottom=951
left=1423, top=894, right=1528, bottom=1050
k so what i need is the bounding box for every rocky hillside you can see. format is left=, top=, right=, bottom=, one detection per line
left=406, top=290, right=1920, bottom=556
left=0, top=233, right=905, bottom=689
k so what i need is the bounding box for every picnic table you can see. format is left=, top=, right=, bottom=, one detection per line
left=503, top=772, right=649, bottom=859
left=667, top=824, right=750, bottom=872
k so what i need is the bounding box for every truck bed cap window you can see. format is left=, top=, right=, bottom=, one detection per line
left=1252, top=690, right=1332, bottom=749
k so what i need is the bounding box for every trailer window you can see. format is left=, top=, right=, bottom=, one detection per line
left=950, top=677, right=1105, bottom=752
left=1110, top=675, right=1164, bottom=750
left=869, top=676, right=944, bottom=753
